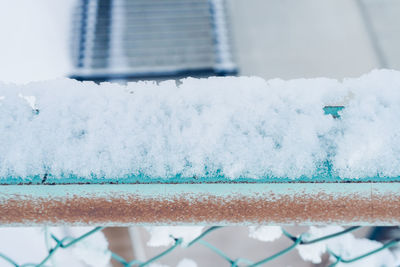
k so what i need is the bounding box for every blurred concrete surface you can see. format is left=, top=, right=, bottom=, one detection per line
left=360, top=0, right=400, bottom=69
left=228, top=0, right=400, bottom=80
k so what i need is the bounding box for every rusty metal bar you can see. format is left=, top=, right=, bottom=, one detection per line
left=0, top=183, right=399, bottom=226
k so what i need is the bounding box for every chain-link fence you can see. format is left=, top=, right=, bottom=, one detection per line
left=1, top=226, right=399, bottom=267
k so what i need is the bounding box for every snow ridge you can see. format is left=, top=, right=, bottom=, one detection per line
left=1, top=70, right=400, bottom=180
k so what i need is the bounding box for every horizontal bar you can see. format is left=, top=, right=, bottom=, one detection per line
left=3, top=175, right=400, bottom=185
left=0, top=183, right=399, bottom=226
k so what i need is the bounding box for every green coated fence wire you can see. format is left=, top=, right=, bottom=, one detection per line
left=1, top=226, right=400, bottom=267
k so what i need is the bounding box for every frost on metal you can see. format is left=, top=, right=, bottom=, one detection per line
left=1, top=70, right=400, bottom=181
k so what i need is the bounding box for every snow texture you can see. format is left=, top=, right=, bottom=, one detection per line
left=145, top=226, right=204, bottom=247
left=296, top=226, right=396, bottom=266
left=176, top=258, right=198, bottom=267
left=296, top=226, right=345, bottom=264
left=67, top=227, right=111, bottom=267
left=149, top=259, right=197, bottom=267
left=1, top=70, right=400, bottom=180
left=0, top=227, right=110, bottom=267
left=0, top=227, right=49, bottom=265
left=248, top=226, right=282, bottom=242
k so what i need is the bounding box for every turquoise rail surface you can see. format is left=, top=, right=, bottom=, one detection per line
left=2, top=174, right=400, bottom=185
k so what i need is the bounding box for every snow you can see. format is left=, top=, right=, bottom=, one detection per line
left=66, top=227, right=111, bottom=267
left=145, top=226, right=204, bottom=247
left=176, top=258, right=198, bottom=267
left=0, top=227, right=49, bottom=265
left=330, top=238, right=395, bottom=267
left=296, top=226, right=396, bottom=266
left=0, top=227, right=110, bottom=267
left=149, top=259, right=197, bottom=267
left=1, top=70, right=400, bottom=180
left=296, top=226, right=345, bottom=264
left=248, top=226, right=282, bottom=242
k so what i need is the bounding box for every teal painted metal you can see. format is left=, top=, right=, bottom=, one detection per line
left=323, top=105, right=344, bottom=118
left=2, top=173, right=400, bottom=185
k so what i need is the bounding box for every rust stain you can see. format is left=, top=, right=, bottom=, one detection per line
left=372, top=192, right=400, bottom=224
left=1, top=192, right=395, bottom=225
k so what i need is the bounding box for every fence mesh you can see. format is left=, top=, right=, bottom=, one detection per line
left=1, top=226, right=399, bottom=267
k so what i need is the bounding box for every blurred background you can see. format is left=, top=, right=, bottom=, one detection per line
left=1, top=0, right=400, bottom=266
left=1, top=0, right=400, bottom=83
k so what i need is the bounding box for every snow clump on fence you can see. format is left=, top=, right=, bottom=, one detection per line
left=1, top=69, right=400, bottom=180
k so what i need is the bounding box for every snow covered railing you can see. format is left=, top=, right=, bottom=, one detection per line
left=1, top=70, right=400, bottom=225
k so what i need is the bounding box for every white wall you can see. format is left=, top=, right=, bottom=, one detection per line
left=0, top=0, right=76, bottom=83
